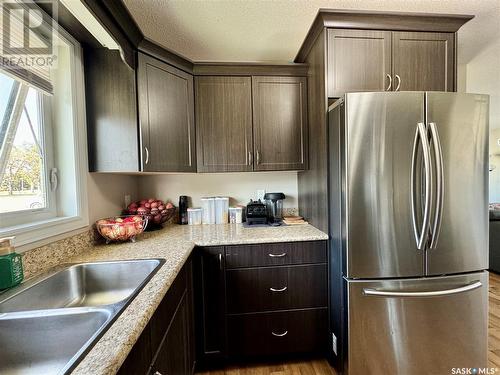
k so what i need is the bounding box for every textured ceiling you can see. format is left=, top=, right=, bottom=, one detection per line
left=122, top=0, right=500, bottom=63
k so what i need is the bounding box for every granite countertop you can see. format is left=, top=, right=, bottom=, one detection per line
left=69, top=223, right=328, bottom=375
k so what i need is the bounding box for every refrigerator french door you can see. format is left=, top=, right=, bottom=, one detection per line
left=347, top=272, right=488, bottom=375
left=328, top=92, right=489, bottom=375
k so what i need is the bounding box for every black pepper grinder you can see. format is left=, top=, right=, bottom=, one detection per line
left=179, top=196, right=188, bottom=225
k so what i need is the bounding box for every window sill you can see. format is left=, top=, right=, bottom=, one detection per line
left=0, top=215, right=90, bottom=252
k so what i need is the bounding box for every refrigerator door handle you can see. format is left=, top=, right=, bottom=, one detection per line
left=362, top=281, right=482, bottom=297
left=429, top=122, right=444, bottom=249
left=411, top=123, right=433, bottom=250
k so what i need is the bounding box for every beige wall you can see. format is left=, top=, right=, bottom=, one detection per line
left=138, top=172, right=299, bottom=209
left=87, top=173, right=139, bottom=222
left=490, top=129, right=500, bottom=203
left=465, top=36, right=500, bottom=203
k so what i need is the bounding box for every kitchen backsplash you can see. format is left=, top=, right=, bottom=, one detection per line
left=21, top=229, right=96, bottom=279
left=138, top=172, right=299, bottom=208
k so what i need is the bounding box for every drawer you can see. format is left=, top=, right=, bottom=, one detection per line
left=227, top=308, right=327, bottom=357
left=226, top=264, right=327, bottom=313
left=225, top=241, right=327, bottom=269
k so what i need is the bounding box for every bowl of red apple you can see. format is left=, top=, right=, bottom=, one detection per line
left=96, top=215, right=147, bottom=243
left=124, top=198, right=176, bottom=230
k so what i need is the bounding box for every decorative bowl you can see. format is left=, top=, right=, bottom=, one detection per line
left=142, top=207, right=177, bottom=231
left=96, top=215, right=148, bottom=243
left=124, top=199, right=176, bottom=231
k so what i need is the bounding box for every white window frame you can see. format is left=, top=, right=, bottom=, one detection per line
left=0, top=86, right=57, bottom=225
left=0, top=25, right=89, bottom=250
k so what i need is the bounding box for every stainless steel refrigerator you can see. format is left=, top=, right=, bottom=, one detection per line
left=327, top=92, right=489, bottom=375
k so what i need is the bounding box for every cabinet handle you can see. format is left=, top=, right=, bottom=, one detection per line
left=248, top=151, right=253, bottom=166
left=144, top=146, right=150, bottom=165
left=270, top=286, right=287, bottom=292
left=385, top=74, right=392, bottom=91
left=395, top=74, right=401, bottom=91
left=256, top=150, right=260, bottom=165
left=218, top=253, right=223, bottom=270
left=268, top=252, right=286, bottom=258
left=271, top=330, right=288, bottom=337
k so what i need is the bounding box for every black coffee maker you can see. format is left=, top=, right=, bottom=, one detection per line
left=264, top=192, right=285, bottom=225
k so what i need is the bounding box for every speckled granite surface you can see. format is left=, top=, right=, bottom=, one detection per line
left=21, top=223, right=328, bottom=375
left=22, top=229, right=96, bottom=279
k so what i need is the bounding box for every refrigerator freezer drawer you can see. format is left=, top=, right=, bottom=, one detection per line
left=346, top=272, right=488, bottom=375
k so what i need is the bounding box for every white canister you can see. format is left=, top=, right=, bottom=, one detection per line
left=215, top=197, right=229, bottom=224
left=187, top=208, right=202, bottom=225
left=228, top=207, right=243, bottom=224
left=201, top=197, right=215, bottom=224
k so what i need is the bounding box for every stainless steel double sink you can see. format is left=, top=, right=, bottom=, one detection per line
left=0, top=258, right=165, bottom=375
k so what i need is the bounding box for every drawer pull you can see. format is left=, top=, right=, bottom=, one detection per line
left=270, top=286, right=287, bottom=292
left=268, top=252, right=287, bottom=258
left=271, top=330, right=288, bottom=337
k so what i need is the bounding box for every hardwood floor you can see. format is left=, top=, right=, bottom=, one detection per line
left=489, top=271, right=500, bottom=368
left=198, top=272, right=500, bottom=374
left=196, top=358, right=337, bottom=375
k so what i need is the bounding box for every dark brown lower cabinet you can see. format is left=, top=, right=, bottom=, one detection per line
left=118, top=257, right=195, bottom=375
left=194, top=247, right=227, bottom=364
left=151, top=291, right=191, bottom=375
left=195, top=241, right=328, bottom=367
left=120, top=241, right=327, bottom=374
left=227, top=308, right=328, bottom=357
left=226, top=264, right=328, bottom=313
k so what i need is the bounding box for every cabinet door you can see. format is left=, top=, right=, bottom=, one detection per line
left=195, top=247, right=226, bottom=362
left=151, top=292, right=190, bottom=375
left=195, top=76, right=253, bottom=172
left=117, top=322, right=152, bottom=375
left=392, top=32, right=455, bottom=92
left=85, top=49, right=139, bottom=172
left=327, top=29, right=392, bottom=97
left=138, top=53, right=196, bottom=172
left=252, top=76, right=307, bottom=171
left=186, top=257, right=196, bottom=374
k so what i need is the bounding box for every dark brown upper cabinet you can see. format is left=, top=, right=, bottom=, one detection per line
left=252, top=76, right=307, bottom=171
left=327, top=29, right=392, bottom=97
left=85, top=49, right=196, bottom=173
left=326, top=28, right=455, bottom=97
left=138, top=53, right=196, bottom=172
left=85, top=49, right=139, bottom=172
left=195, top=76, right=253, bottom=172
left=392, top=31, right=455, bottom=92
left=195, top=74, right=307, bottom=172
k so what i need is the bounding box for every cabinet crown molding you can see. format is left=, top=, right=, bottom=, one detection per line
left=193, top=63, right=308, bottom=76
left=294, top=9, right=474, bottom=62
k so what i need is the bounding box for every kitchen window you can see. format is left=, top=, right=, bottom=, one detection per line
left=0, top=3, right=88, bottom=249
left=0, top=75, right=54, bottom=220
